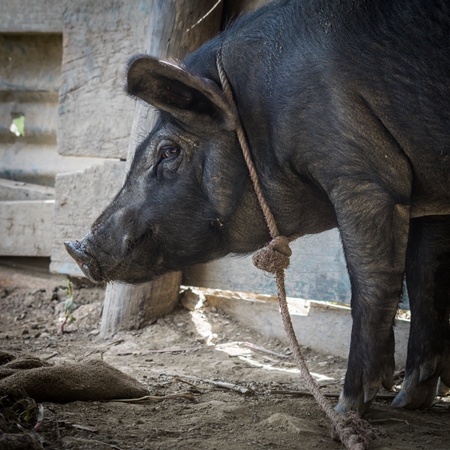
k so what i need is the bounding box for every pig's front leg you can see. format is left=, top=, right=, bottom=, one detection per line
left=330, top=183, right=411, bottom=414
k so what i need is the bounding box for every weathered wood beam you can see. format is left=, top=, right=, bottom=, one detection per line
left=100, top=0, right=224, bottom=337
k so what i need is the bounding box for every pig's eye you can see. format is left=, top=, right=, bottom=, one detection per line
left=155, top=142, right=182, bottom=177
left=160, top=145, right=180, bottom=160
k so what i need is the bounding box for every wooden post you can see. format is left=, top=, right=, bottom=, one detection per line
left=100, top=0, right=223, bottom=337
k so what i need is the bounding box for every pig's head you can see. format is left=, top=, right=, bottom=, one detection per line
left=65, top=55, right=270, bottom=283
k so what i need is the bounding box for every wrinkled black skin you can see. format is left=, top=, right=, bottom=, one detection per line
left=66, top=0, right=450, bottom=414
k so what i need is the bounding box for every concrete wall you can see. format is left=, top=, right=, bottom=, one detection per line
left=184, top=230, right=351, bottom=303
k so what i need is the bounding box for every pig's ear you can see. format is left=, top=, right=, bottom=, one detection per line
left=126, top=55, right=237, bottom=131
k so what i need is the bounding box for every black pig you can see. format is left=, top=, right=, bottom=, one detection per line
left=65, top=0, right=450, bottom=414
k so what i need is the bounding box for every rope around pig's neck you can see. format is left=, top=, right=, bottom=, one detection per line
left=216, top=49, right=373, bottom=450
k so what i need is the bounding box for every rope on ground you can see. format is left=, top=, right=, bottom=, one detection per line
left=216, top=49, right=374, bottom=450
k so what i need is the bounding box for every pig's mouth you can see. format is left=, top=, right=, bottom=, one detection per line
left=64, top=240, right=104, bottom=282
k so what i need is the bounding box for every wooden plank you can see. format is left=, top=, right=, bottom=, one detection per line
left=58, top=0, right=151, bottom=159
left=0, top=142, right=106, bottom=187
left=0, top=179, right=54, bottom=201
left=0, top=0, right=64, bottom=33
left=0, top=33, right=106, bottom=186
left=0, top=200, right=55, bottom=256
left=0, top=34, right=60, bottom=186
left=0, top=34, right=62, bottom=93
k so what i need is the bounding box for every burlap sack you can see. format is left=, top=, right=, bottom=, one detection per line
left=0, top=351, right=148, bottom=402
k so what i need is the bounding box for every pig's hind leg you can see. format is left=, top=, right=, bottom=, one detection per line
left=392, top=215, right=450, bottom=409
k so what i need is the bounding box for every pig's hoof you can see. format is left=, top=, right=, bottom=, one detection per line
left=391, top=385, right=436, bottom=409
left=336, top=368, right=392, bottom=415
left=335, top=387, right=377, bottom=416
left=337, top=346, right=394, bottom=414
left=392, top=357, right=450, bottom=409
left=391, top=365, right=439, bottom=409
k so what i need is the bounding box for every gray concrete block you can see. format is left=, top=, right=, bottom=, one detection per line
left=184, top=230, right=351, bottom=304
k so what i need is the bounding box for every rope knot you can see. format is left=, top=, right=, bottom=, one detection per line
left=252, top=236, right=292, bottom=273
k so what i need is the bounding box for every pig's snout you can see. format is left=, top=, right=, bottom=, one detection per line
left=64, top=238, right=103, bottom=282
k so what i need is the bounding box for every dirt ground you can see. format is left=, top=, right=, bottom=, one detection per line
left=0, top=261, right=449, bottom=450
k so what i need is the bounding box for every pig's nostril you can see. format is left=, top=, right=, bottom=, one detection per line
left=64, top=239, right=103, bottom=282
left=64, top=240, right=85, bottom=261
